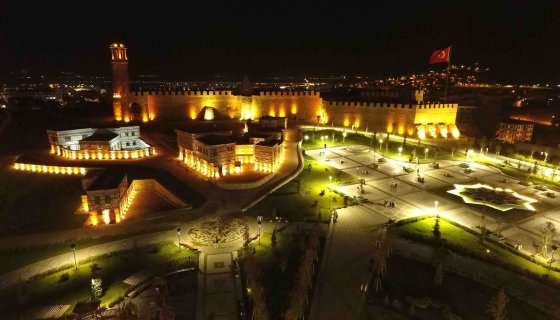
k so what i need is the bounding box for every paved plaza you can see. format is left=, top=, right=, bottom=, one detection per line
left=307, top=146, right=560, bottom=257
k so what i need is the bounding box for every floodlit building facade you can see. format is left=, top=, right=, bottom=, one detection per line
left=47, top=126, right=155, bottom=160
left=176, top=117, right=285, bottom=179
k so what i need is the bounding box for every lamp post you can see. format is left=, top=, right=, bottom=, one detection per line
left=550, top=244, right=558, bottom=267
left=329, top=175, right=332, bottom=185
left=304, top=135, right=309, bottom=144
left=257, top=216, right=263, bottom=245
left=176, top=228, right=182, bottom=247
left=398, top=146, right=403, bottom=158
left=343, top=130, right=347, bottom=143
left=378, top=139, right=383, bottom=154
left=434, top=201, right=439, bottom=217
left=70, top=243, right=77, bottom=269
left=424, top=148, right=429, bottom=160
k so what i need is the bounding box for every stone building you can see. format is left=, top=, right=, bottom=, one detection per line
left=47, top=126, right=155, bottom=160
left=175, top=117, right=285, bottom=179
left=495, top=120, right=534, bottom=143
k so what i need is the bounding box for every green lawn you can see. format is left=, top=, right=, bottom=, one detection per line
left=0, top=242, right=196, bottom=314
left=370, top=255, right=555, bottom=320
left=0, top=167, right=85, bottom=236
left=0, top=226, right=171, bottom=276
left=475, top=157, right=560, bottom=190
left=302, top=129, right=465, bottom=164
left=399, top=217, right=560, bottom=284
left=248, top=155, right=359, bottom=220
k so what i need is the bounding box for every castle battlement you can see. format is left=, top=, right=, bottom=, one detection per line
left=132, top=90, right=233, bottom=96
left=258, top=91, right=319, bottom=96
left=324, top=100, right=457, bottom=109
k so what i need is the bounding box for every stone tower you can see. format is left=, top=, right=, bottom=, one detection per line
left=239, top=75, right=254, bottom=120
left=110, top=43, right=131, bottom=122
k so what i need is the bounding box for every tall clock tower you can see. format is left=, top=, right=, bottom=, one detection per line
left=110, top=43, right=131, bottom=122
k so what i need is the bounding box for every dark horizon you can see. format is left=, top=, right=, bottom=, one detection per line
left=1, top=0, right=559, bottom=83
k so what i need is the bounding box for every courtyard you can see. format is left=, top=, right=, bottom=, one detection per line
left=305, top=144, right=560, bottom=262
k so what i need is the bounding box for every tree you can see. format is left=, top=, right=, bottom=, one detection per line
left=433, top=216, right=441, bottom=239
left=244, top=246, right=269, bottom=320
left=539, top=222, right=557, bottom=258
left=495, top=143, right=502, bottom=155
left=91, top=278, right=103, bottom=299
left=480, top=136, right=488, bottom=153
left=285, top=225, right=320, bottom=320
left=271, top=228, right=277, bottom=249
left=488, top=288, right=508, bottom=320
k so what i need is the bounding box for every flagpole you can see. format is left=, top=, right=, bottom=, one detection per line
left=443, top=45, right=452, bottom=102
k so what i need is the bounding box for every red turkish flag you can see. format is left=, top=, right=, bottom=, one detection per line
left=429, top=47, right=451, bottom=64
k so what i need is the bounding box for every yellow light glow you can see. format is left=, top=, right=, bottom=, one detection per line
left=90, top=214, right=98, bottom=226
left=203, top=107, right=215, bottom=120
left=102, top=210, right=111, bottom=224
left=344, top=119, right=350, bottom=127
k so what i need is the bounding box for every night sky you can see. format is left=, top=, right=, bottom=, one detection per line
left=0, top=0, right=559, bottom=82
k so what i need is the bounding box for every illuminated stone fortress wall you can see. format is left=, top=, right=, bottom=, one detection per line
left=110, top=42, right=458, bottom=138
left=126, top=89, right=323, bottom=123
left=323, top=99, right=460, bottom=138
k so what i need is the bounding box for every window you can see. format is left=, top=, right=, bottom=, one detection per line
left=94, top=196, right=101, bottom=205
left=65, top=137, right=71, bottom=142
left=104, top=195, right=111, bottom=203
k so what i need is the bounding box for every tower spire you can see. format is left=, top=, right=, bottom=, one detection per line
left=110, top=42, right=131, bottom=122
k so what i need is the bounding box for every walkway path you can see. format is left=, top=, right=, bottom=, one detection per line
left=309, top=205, right=387, bottom=320
left=309, top=204, right=560, bottom=320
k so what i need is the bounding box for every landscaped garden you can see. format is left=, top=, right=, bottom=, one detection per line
left=0, top=241, right=196, bottom=316
left=248, top=155, right=359, bottom=221
left=240, top=223, right=324, bottom=320
left=397, top=216, right=560, bottom=284
left=366, top=255, right=556, bottom=320
left=301, top=128, right=467, bottom=164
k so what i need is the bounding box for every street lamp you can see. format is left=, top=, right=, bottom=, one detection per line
left=304, top=135, right=309, bottom=143
left=343, top=130, right=347, bottom=143
left=176, top=228, right=182, bottom=247
left=550, top=244, right=558, bottom=267
left=70, top=243, right=77, bottom=269
left=378, top=139, right=383, bottom=153
left=257, top=216, right=263, bottom=245
left=398, top=146, right=403, bottom=157
left=434, top=201, right=439, bottom=217
left=329, top=175, right=332, bottom=184
left=424, top=148, right=429, bottom=160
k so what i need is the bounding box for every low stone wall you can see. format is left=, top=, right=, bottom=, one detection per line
left=215, top=173, right=276, bottom=190
left=131, top=179, right=191, bottom=209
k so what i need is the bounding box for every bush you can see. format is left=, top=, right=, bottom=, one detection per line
left=58, top=272, right=70, bottom=283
